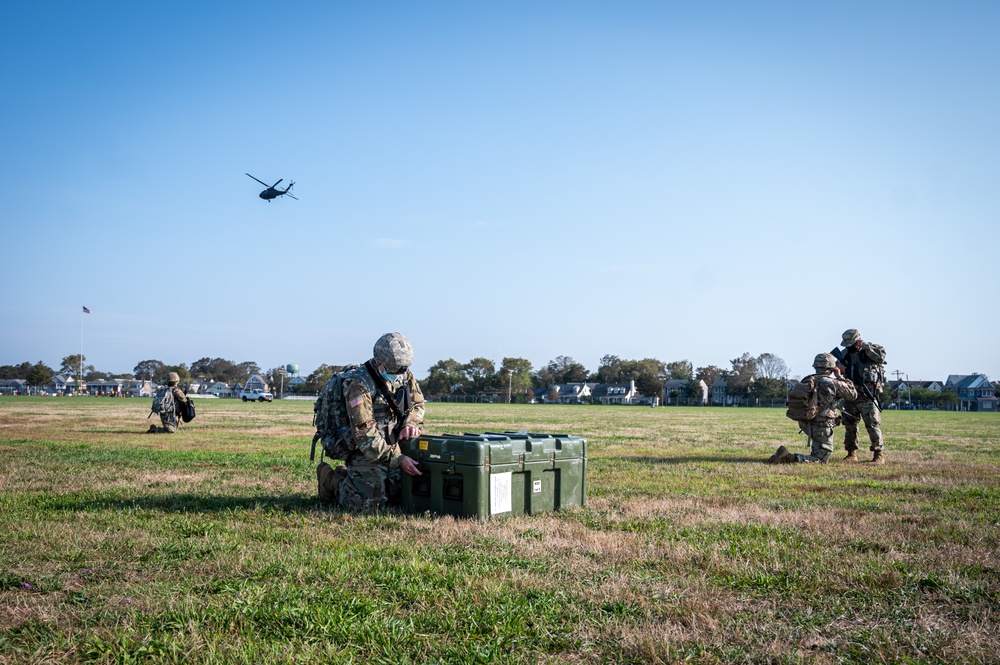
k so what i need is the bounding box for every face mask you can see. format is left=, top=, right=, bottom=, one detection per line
left=381, top=371, right=398, bottom=383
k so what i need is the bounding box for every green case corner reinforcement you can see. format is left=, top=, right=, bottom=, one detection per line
left=399, top=431, right=587, bottom=520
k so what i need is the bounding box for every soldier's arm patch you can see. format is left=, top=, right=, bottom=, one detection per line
left=349, top=396, right=363, bottom=408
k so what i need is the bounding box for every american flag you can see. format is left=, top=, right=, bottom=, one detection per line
left=82, top=306, right=91, bottom=314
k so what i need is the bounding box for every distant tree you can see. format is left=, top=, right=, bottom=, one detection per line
left=695, top=365, right=724, bottom=388
left=463, top=358, right=497, bottom=392
left=666, top=360, right=693, bottom=380
left=535, top=356, right=589, bottom=388
left=190, top=357, right=240, bottom=382
left=303, top=364, right=339, bottom=392
left=84, top=370, right=110, bottom=382
left=936, top=388, right=959, bottom=408
left=0, top=362, right=32, bottom=379
left=909, top=386, right=938, bottom=404
left=625, top=358, right=666, bottom=398
left=595, top=355, right=624, bottom=383
left=133, top=359, right=165, bottom=381
left=26, top=361, right=54, bottom=388
left=726, top=353, right=758, bottom=397
left=60, top=354, right=94, bottom=377
left=235, top=361, right=262, bottom=380
left=499, top=357, right=533, bottom=401
left=160, top=364, right=190, bottom=384
left=748, top=377, right=786, bottom=399
left=756, top=353, right=790, bottom=380
left=422, top=359, right=466, bottom=395
left=264, top=367, right=289, bottom=396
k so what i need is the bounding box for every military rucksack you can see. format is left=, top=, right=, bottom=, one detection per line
left=785, top=375, right=821, bottom=422
left=151, top=386, right=176, bottom=417
left=311, top=365, right=360, bottom=461
left=180, top=394, right=196, bottom=423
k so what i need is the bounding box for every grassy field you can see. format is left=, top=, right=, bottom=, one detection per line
left=1, top=397, right=998, bottom=664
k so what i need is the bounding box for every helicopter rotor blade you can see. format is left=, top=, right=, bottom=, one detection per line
left=271, top=179, right=283, bottom=188
left=285, top=193, right=299, bottom=200
left=245, top=173, right=270, bottom=187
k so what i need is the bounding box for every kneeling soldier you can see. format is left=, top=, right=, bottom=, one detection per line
left=769, top=353, right=857, bottom=464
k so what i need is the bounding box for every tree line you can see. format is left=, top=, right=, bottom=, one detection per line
left=0, top=355, right=285, bottom=393
left=1, top=351, right=784, bottom=399
left=6, top=351, right=961, bottom=407
left=417, top=352, right=794, bottom=400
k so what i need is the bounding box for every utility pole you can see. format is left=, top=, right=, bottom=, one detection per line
left=507, top=370, right=513, bottom=404
left=891, top=370, right=905, bottom=409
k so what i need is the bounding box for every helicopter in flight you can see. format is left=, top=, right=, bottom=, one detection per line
left=245, top=173, right=298, bottom=201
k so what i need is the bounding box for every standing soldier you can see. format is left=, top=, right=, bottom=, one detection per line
left=769, top=353, right=857, bottom=464
left=317, top=332, right=425, bottom=511
left=834, top=328, right=888, bottom=464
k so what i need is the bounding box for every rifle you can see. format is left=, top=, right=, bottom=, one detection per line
left=831, top=346, right=882, bottom=411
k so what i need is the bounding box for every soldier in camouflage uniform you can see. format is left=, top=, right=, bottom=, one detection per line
left=768, top=353, right=857, bottom=464
left=318, top=332, right=425, bottom=511
left=147, top=372, right=188, bottom=434
left=835, top=329, right=888, bottom=464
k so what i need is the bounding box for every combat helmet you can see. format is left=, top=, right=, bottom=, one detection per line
left=373, top=332, right=413, bottom=373
left=167, top=372, right=180, bottom=385
left=841, top=329, right=861, bottom=347
left=812, top=353, right=837, bottom=370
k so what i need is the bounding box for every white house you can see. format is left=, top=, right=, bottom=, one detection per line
left=205, top=382, right=236, bottom=398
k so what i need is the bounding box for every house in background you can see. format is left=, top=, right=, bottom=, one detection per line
left=543, top=383, right=593, bottom=404
left=592, top=381, right=637, bottom=405
left=86, top=379, right=125, bottom=396
left=663, top=378, right=708, bottom=405
left=205, top=382, right=235, bottom=398
left=243, top=374, right=269, bottom=392
left=49, top=374, right=77, bottom=394
left=945, top=374, right=997, bottom=411
left=123, top=380, right=153, bottom=397
left=711, top=375, right=728, bottom=405
left=0, top=379, right=28, bottom=394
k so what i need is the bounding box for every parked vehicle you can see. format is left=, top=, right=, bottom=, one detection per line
left=241, top=388, right=273, bottom=402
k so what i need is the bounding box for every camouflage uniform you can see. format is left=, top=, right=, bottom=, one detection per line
left=335, top=367, right=425, bottom=511
left=159, top=386, right=188, bottom=433
left=835, top=330, right=887, bottom=455
left=769, top=354, right=857, bottom=464
left=793, top=370, right=857, bottom=463
left=149, top=373, right=188, bottom=434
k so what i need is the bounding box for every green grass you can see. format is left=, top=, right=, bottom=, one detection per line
left=1, top=396, right=999, bottom=663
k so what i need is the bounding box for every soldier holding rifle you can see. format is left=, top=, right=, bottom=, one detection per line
left=832, top=328, right=887, bottom=464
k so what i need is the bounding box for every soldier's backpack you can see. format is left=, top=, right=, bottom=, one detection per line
left=311, top=365, right=359, bottom=462
left=150, top=386, right=175, bottom=418
left=180, top=394, right=196, bottom=423
left=785, top=375, right=820, bottom=422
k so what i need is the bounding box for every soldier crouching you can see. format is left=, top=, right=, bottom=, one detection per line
left=318, top=332, right=424, bottom=511
left=769, top=353, right=857, bottom=464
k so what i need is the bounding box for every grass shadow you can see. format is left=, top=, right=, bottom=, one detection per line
left=58, top=493, right=328, bottom=514
left=624, top=455, right=765, bottom=465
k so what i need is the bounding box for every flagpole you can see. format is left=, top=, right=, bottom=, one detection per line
left=80, top=308, right=84, bottom=396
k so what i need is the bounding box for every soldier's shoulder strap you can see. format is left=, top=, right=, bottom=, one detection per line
left=363, top=360, right=404, bottom=421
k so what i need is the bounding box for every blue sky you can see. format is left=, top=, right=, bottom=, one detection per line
left=2, top=1, right=998, bottom=382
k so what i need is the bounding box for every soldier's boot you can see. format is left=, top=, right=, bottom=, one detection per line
left=871, top=450, right=886, bottom=465
left=767, top=446, right=797, bottom=464
left=317, top=462, right=343, bottom=502
left=844, top=450, right=859, bottom=462
left=146, top=424, right=158, bottom=434
left=334, top=465, right=348, bottom=478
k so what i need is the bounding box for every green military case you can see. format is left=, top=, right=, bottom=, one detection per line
left=399, top=432, right=587, bottom=520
